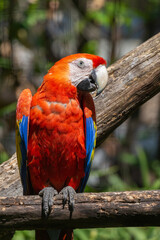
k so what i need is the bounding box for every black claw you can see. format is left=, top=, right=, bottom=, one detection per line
left=60, top=186, right=76, bottom=212
left=39, top=187, right=58, bottom=218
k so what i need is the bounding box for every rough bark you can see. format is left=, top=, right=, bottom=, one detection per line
left=0, top=154, right=23, bottom=197
left=1, top=190, right=160, bottom=230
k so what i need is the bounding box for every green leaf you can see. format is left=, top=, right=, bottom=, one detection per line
left=0, top=57, right=11, bottom=69
left=74, top=229, right=89, bottom=240
left=120, top=152, right=137, bottom=165
left=137, top=147, right=150, bottom=188
left=151, top=160, right=160, bottom=178
left=13, top=231, right=35, bottom=240
left=108, top=174, right=129, bottom=191
left=151, top=179, right=160, bottom=189
left=0, top=151, right=9, bottom=164
left=0, top=102, right=16, bottom=117
left=127, top=227, right=147, bottom=240
left=90, top=165, right=118, bottom=178
left=26, top=10, right=46, bottom=27
left=82, top=40, right=98, bottom=55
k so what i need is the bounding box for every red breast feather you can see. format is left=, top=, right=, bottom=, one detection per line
left=28, top=75, right=86, bottom=193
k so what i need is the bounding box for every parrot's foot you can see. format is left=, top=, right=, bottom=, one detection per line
left=60, top=186, right=76, bottom=212
left=39, top=187, right=58, bottom=218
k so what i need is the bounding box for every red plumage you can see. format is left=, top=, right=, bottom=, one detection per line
left=28, top=79, right=86, bottom=194
left=27, top=53, right=105, bottom=194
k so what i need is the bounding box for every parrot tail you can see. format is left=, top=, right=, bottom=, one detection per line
left=36, top=229, right=73, bottom=240
left=59, top=229, right=73, bottom=240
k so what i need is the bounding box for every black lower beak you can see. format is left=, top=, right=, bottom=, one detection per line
left=77, top=69, right=97, bottom=92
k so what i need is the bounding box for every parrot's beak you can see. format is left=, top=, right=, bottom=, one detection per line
left=77, top=65, right=108, bottom=96
left=94, top=65, right=108, bottom=95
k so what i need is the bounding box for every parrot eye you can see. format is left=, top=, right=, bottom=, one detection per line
left=77, top=60, right=85, bottom=69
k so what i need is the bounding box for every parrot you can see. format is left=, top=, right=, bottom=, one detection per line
left=16, top=53, right=108, bottom=240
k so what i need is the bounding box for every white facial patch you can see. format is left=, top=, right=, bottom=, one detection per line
left=69, top=58, right=93, bottom=87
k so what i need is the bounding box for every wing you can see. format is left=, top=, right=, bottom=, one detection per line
left=16, top=89, right=32, bottom=195
left=79, top=93, right=97, bottom=192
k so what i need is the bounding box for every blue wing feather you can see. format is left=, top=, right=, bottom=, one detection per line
left=19, top=115, right=28, bottom=150
left=80, top=116, right=96, bottom=192
left=16, top=88, right=32, bottom=195
left=16, top=116, right=29, bottom=194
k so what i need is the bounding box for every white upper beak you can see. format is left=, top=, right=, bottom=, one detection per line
left=95, top=65, right=108, bottom=95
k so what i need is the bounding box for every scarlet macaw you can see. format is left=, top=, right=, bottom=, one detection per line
left=16, top=53, right=108, bottom=240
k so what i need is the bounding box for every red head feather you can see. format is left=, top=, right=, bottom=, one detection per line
left=52, top=53, right=106, bottom=68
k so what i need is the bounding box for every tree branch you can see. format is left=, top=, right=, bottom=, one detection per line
left=96, top=32, right=160, bottom=144
left=1, top=190, right=160, bottom=230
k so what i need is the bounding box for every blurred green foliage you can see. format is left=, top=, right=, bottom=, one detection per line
left=82, top=40, right=98, bottom=55
left=75, top=227, right=160, bottom=240
left=87, top=2, right=134, bottom=27
left=0, top=150, right=9, bottom=164
left=0, top=102, right=16, bottom=117
left=13, top=231, right=35, bottom=240
left=0, top=57, right=11, bottom=69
